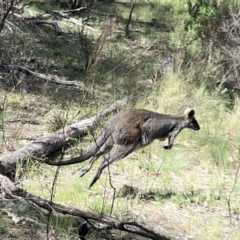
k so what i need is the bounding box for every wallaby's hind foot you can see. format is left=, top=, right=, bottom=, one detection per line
left=78, top=157, right=99, bottom=178
left=78, top=154, right=103, bottom=178
left=79, top=139, right=114, bottom=178
left=78, top=156, right=98, bottom=178
left=79, top=167, right=89, bottom=178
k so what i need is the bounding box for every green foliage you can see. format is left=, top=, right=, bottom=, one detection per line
left=45, top=108, right=68, bottom=132
left=209, top=142, right=229, bottom=166
left=0, top=212, right=6, bottom=234
left=185, top=0, right=237, bottom=40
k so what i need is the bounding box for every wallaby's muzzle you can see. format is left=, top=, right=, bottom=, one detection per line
left=191, top=118, right=200, bottom=130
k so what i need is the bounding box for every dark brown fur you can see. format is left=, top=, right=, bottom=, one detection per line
left=46, top=108, right=200, bottom=187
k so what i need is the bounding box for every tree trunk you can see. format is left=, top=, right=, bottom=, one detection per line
left=0, top=96, right=132, bottom=175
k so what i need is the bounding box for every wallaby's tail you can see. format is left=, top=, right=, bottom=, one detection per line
left=45, top=129, right=109, bottom=166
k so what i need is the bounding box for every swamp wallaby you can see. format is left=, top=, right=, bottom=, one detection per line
left=46, top=108, right=200, bottom=188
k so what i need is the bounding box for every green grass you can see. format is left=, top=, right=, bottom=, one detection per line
left=0, top=211, right=7, bottom=235
left=4, top=64, right=239, bottom=240
left=24, top=75, right=240, bottom=233
left=1, top=0, right=240, bottom=239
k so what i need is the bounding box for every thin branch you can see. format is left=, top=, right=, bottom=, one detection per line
left=226, top=157, right=240, bottom=223
left=0, top=0, right=14, bottom=33
left=47, top=165, right=60, bottom=239
left=125, top=0, right=135, bottom=39
left=25, top=19, right=62, bottom=35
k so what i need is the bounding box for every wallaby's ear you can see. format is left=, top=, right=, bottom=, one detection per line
left=188, top=109, right=195, bottom=118
left=183, top=107, right=195, bottom=119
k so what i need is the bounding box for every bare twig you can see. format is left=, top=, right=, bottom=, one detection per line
left=26, top=19, right=62, bottom=35
left=61, top=7, right=87, bottom=14
left=47, top=165, right=60, bottom=239
left=226, top=157, right=240, bottom=223
left=125, top=0, right=135, bottom=39
left=0, top=0, right=14, bottom=33
left=0, top=94, right=7, bottom=146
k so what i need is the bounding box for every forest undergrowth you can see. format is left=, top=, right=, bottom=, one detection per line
left=0, top=0, right=240, bottom=239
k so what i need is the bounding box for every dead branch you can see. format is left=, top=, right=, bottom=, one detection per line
left=25, top=19, right=62, bottom=35
left=4, top=19, right=23, bottom=33
left=0, top=64, right=79, bottom=86
left=50, top=10, right=70, bottom=19
left=0, top=174, right=171, bottom=240
left=49, top=0, right=113, bottom=19
left=60, top=7, right=87, bottom=14
left=3, top=117, right=40, bottom=125
left=220, top=6, right=240, bottom=48
left=0, top=96, right=132, bottom=174
left=12, top=12, right=62, bottom=35
left=0, top=0, right=14, bottom=33
left=125, top=0, right=135, bottom=39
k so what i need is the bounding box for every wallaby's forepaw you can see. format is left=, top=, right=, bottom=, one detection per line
left=163, top=145, right=171, bottom=150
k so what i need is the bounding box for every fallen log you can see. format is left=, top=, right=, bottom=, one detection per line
left=0, top=96, right=132, bottom=175
left=0, top=64, right=79, bottom=86
left=0, top=173, right=171, bottom=240
left=25, top=20, right=62, bottom=35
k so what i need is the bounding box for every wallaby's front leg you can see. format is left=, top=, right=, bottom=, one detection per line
left=163, top=130, right=179, bottom=150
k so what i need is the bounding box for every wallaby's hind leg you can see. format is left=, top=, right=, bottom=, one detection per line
left=79, top=137, right=113, bottom=178
left=89, top=141, right=139, bottom=188
left=79, top=155, right=99, bottom=178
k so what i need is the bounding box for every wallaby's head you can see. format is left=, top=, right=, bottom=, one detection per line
left=183, top=107, right=200, bottom=130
